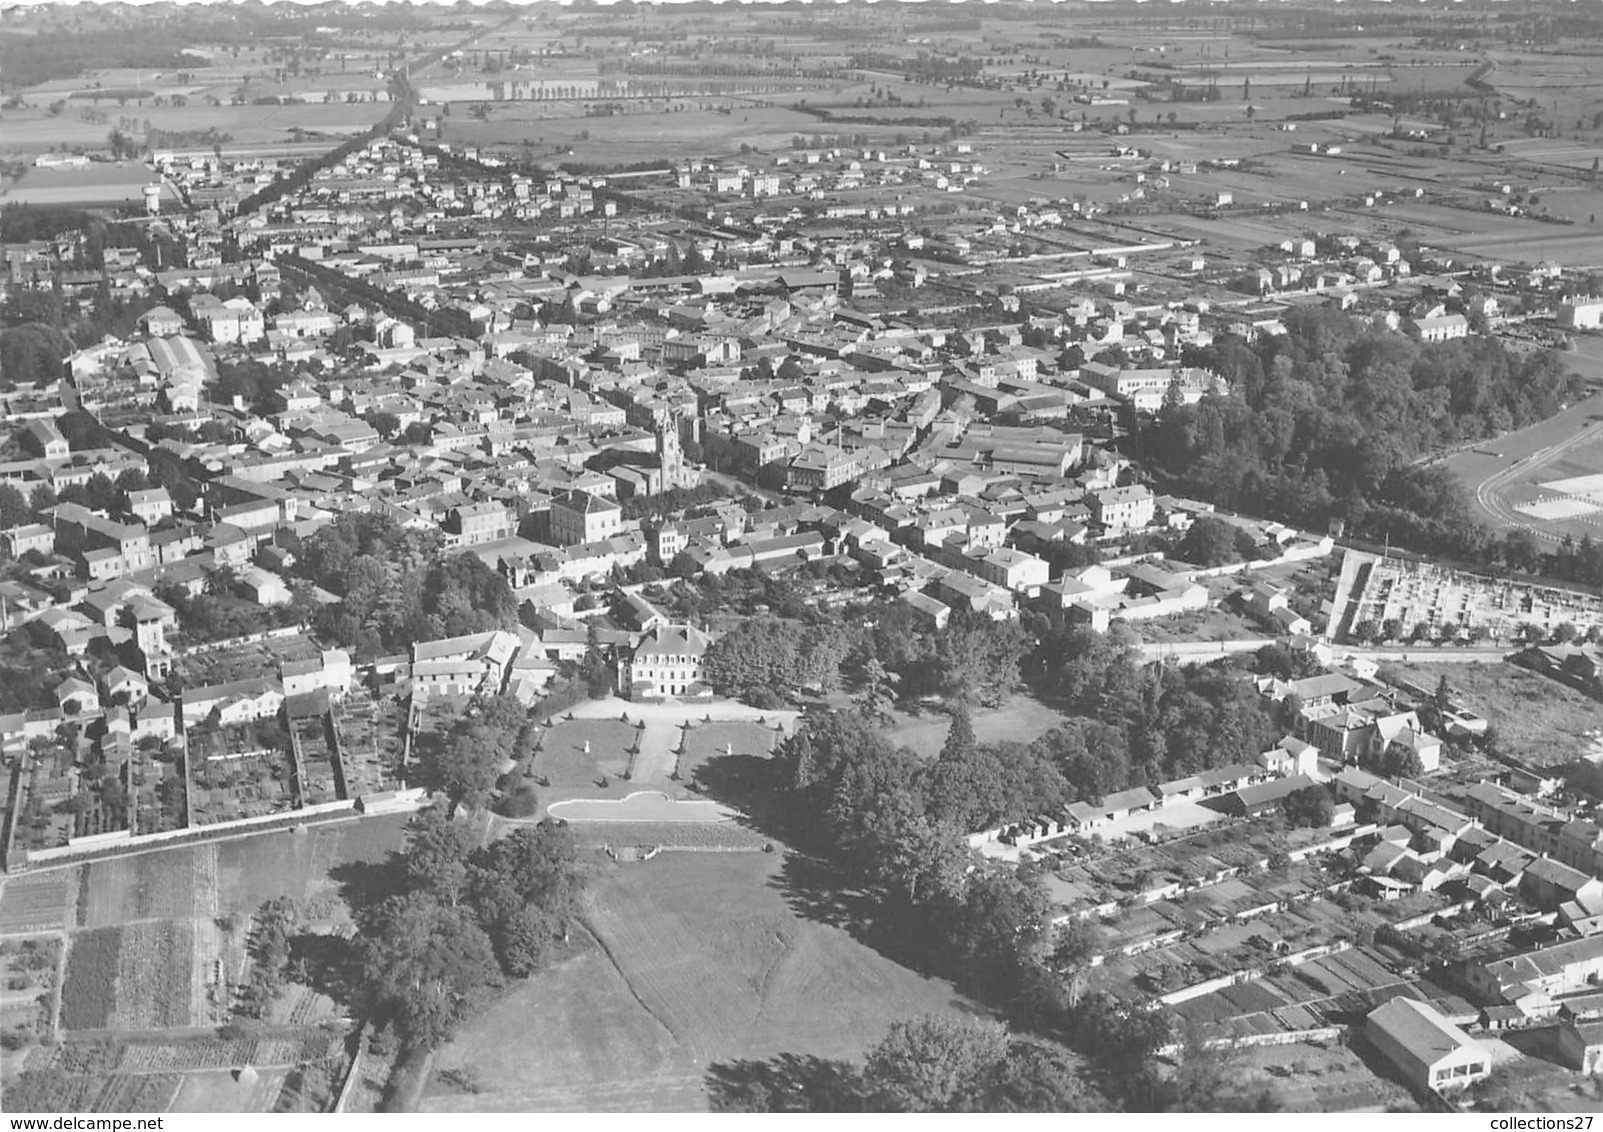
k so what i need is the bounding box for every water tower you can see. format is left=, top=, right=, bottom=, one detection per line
left=143, top=184, right=162, bottom=215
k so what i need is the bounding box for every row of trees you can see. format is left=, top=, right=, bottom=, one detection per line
left=700, top=605, right=1027, bottom=712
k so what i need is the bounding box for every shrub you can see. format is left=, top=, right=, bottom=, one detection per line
left=495, top=783, right=539, bottom=819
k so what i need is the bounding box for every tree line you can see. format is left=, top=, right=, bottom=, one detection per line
left=1144, top=308, right=1593, bottom=586
left=354, top=807, right=584, bottom=1056
left=701, top=605, right=1026, bottom=712
left=743, top=702, right=1276, bottom=1111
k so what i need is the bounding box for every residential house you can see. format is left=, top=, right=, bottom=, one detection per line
left=619, top=623, right=714, bottom=700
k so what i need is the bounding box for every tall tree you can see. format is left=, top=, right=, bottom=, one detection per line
left=863, top=1016, right=1009, bottom=1112
left=355, top=892, right=499, bottom=1051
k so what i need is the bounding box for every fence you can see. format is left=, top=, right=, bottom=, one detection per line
left=1157, top=1026, right=1342, bottom=1057
left=1185, top=537, right=1337, bottom=581
left=333, top=1042, right=366, bottom=1114
left=16, top=798, right=365, bottom=869
left=174, top=625, right=305, bottom=658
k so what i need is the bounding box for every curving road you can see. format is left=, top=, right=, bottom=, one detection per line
left=1473, top=402, right=1603, bottom=545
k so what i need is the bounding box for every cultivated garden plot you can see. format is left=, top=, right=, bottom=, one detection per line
left=0, top=937, right=62, bottom=1054
left=60, top=927, right=122, bottom=1031
left=131, top=744, right=188, bottom=837
left=189, top=746, right=298, bottom=825
left=289, top=712, right=342, bottom=808
left=331, top=689, right=408, bottom=799
left=59, top=920, right=196, bottom=1036
left=8, top=1033, right=340, bottom=1114
left=78, top=846, right=207, bottom=928
left=170, top=635, right=319, bottom=692
left=170, top=1067, right=289, bottom=1113
left=106, top=920, right=195, bottom=1032
left=0, top=871, right=79, bottom=935
left=2, top=1065, right=182, bottom=1114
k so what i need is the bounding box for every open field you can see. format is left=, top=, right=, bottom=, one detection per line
left=441, top=104, right=844, bottom=166
left=214, top=814, right=410, bottom=918
left=170, top=1068, right=289, bottom=1113
left=886, top=693, right=1065, bottom=760
left=419, top=851, right=971, bottom=1112
left=1382, top=660, right=1603, bottom=768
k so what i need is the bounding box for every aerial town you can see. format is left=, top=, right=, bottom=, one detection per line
left=3, top=0, right=1603, bottom=1117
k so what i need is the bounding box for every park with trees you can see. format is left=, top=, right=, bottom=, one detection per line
left=1144, top=307, right=1600, bottom=586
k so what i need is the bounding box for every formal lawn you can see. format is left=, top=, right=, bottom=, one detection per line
left=675, top=720, right=780, bottom=784
left=886, top=693, right=1066, bottom=761
left=534, top=718, right=640, bottom=789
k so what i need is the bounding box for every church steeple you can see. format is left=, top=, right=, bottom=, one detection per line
left=656, top=418, right=684, bottom=489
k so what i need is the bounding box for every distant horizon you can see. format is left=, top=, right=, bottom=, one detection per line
left=0, top=0, right=1562, bottom=9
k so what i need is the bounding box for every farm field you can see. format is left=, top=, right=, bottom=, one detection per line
left=0, top=871, right=78, bottom=935
left=58, top=920, right=195, bottom=1034
left=1383, top=660, right=1603, bottom=768
left=77, top=844, right=211, bottom=929
left=442, top=104, right=843, bottom=165
left=4, top=818, right=409, bottom=1107
left=419, top=851, right=972, bottom=1112
left=213, top=814, right=411, bottom=917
